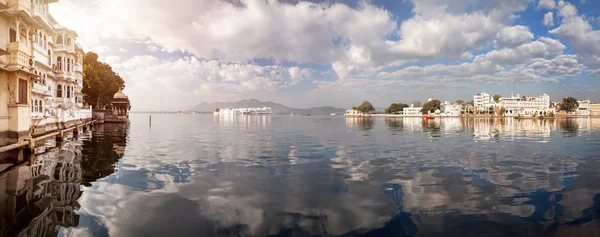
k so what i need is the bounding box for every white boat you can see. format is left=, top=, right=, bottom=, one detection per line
left=330, top=113, right=337, bottom=116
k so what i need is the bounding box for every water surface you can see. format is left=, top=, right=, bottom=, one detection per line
left=2, top=115, right=600, bottom=236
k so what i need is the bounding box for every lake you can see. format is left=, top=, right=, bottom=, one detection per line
left=2, top=114, right=600, bottom=237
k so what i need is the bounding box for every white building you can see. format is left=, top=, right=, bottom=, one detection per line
left=440, top=101, right=463, bottom=117
left=474, top=93, right=493, bottom=112
left=577, top=100, right=591, bottom=116
left=215, top=107, right=272, bottom=116
left=502, top=94, right=553, bottom=117
left=402, top=104, right=422, bottom=117
left=0, top=0, right=91, bottom=145
left=345, top=110, right=362, bottom=116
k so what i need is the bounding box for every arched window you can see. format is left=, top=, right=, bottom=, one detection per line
left=66, top=86, right=70, bottom=98
left=57, top=84, right=62, bottom=97
left=39, top=101, right=43, bottom=113
left=42, top=74, right=46, bottom=85
left=34, top=100, right=38, bottom=112
left=67, top=38, right=72, bottom=46
left=31, top=100, right=34, bottom=112
left=57, top=56, right=62, bottom=70
left=38, top=32, right=42, bottom=47
left=48, top=50, right=51, bottom=65
left=56, top=35, right=63, bottom=45
left=43, top=35, right=47, bottom=49
left=67, top=58, right=71, bottom=72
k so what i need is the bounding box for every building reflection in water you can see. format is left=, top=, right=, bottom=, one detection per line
left=0, top=123, right=128, bottom=237
left=345, top=117, right=375, bottom=132
left=214, top=115, right=271, bottom=131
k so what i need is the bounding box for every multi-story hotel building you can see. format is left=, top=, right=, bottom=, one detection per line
left=0, top=0, right=91, bottom=146
left=501, top=93, right=553, bottom=117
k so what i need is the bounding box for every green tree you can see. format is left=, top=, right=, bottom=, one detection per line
left=83, top=52, right=125, bottom=109
left=385, top=103, right=409, bottom=114
left=412, top=101, right=422, bottom=107
left=355, top=101, right=375, bottom=114
left=560, top=97, right=579, bottom=112
left=420, top=99, right=441, bottom=114
left=493, top=94, right=502, bottom=103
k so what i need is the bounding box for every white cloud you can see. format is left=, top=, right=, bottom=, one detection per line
left=461, top=52, right=474, bottom=60
left=47, top=0, right=600, bottom=108
left=543, top=12, right=554, bottom=27
left=101, top=55, right=122, bottom=65
left=528, top=55, right=586, bottom=76
left=379, top=37, right=572, bottom=84
left=146, top=44, right=160, bottom=52
left=111, top=55, right=314, bottom=110
left=90, top=45, right=110, bottom=54
left=537, top=0, right=556, bottom=10
left=550, top=1, right=600, bottom=75
left=495, top=25, right=534, bottom=48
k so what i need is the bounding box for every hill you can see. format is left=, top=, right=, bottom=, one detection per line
left=187, top=99, right=346, bottom=115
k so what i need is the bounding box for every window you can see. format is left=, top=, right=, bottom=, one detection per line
left=31, top=100, right=34, bottom=112
left=9, top=29, right=16, bottom=43
left=67, top=58, right=71, bottom=72
left=57, top=84, right=62, bottom=97
left=56, top=35, right=63, bottom=45
left=66, top=86, right=70, bottom=98
left=57, top=56, right=62, bottom=70
left=34, top=100, right=38, bottom=112
left=48, top=50, right=51, bottom=65
left=39, top=101, right=43, bottom=113
left=18, top=79, right=27, bottom=104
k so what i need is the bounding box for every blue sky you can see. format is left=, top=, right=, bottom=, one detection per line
left=50, top=0, right=600, bottom=111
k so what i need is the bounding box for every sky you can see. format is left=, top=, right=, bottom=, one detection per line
left=49, top=0, right=600, bottom=111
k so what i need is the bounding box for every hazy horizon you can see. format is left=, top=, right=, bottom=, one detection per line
left=50, top=0, right=600, bottom=111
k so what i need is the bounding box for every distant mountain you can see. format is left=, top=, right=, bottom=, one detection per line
left=186, top=99, right=346, bottom=115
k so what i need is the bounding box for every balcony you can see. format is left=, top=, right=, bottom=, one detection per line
left=7, top=0, right=31, bottom=13
left=7, top=41, right=31, bottom=54
left=32, top=83, right=52, bottom=97
left=31, top=5, right=51, bottom=27
left=7, top=51, right=32, bottom=71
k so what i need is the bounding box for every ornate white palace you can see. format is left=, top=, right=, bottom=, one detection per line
left=0, top=0, right=91, bottom=146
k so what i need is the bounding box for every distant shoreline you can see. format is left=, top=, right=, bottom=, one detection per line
left=343, top=114, right=600, bottom=119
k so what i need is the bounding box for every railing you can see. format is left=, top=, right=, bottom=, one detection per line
left=8, top=51, right=31, bottom=69
left=32, top=83, right=51, bottom=96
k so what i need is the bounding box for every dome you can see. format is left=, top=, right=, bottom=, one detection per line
left=113, top=89, right=128, bottom=99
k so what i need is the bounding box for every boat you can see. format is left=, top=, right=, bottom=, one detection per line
left=330, top=113, right=337, bottom=116
left=302, top=113, right=311, bottom=116
left=424, top=114, right=435, bottom=120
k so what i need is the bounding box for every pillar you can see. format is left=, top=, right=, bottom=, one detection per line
left=15, top=20, right=20, bottom=42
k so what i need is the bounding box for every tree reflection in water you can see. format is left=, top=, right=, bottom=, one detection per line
left=0, top=122, right=128, bottom=237
left=346, top=117, right=376, bottom=132
left=559, top=119, right=579, bottom=136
